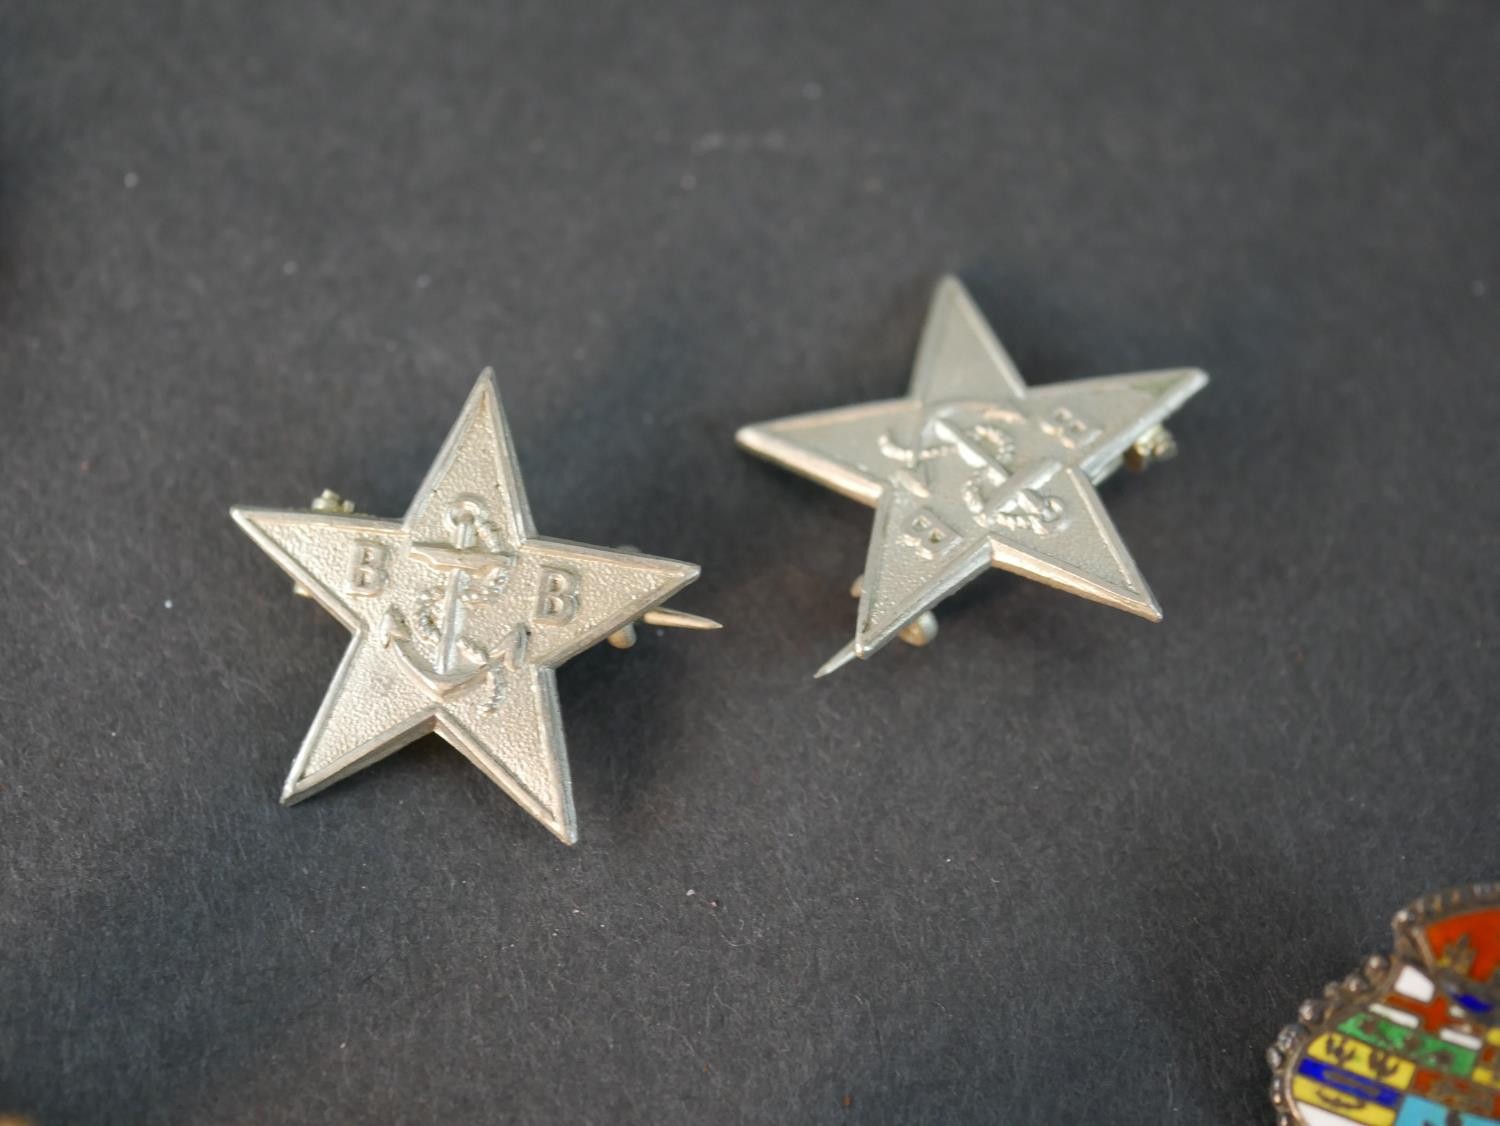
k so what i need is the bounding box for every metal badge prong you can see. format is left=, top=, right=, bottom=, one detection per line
left=603, top=547, right=722, bottom=649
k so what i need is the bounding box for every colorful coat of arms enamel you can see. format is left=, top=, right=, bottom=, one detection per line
left=1270, top=884, right=1500, bottom=1126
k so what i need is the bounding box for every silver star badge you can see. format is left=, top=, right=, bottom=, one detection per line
left=233, top=369, right=719, bottom=843
left=736, top=277, right=1207, bottom=677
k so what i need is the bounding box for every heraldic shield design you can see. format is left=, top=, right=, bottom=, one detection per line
left=1270, top=884, right=1500, bottom=1126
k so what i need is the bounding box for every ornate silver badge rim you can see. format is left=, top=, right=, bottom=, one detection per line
left=1268, top=882, right=1500, bottom=1126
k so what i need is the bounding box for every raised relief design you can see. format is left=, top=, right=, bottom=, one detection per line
left=900, top=509, right=961, bottom=561
left=877, top=427, right=957, bottom=468
left=1036, top=405, right=1101, bottom=450
left=346, top=540, right=391, bottom=596
left=935, top=413, right=1068, bottom=537
left=881, top=405, right=1069, bottom=537
left=534, top=567, right=582, bottom=625
left=379, top=495, right=517, bottom=704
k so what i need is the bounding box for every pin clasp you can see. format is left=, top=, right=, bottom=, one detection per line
left=1124, top=425, right=1178, bottom=472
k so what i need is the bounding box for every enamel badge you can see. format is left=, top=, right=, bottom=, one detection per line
left=233, top=369, right=718, bottom=843
left=736, top=276, right=1207, bottom=677
left=1269, top=884, right=1500, bottom=1126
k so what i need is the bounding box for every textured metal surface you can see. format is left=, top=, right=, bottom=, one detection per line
left=737, top=276, right=1207, bottom=675
left=232, top=370, right=712, bottom=843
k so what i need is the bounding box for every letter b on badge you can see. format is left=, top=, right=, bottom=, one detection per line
left=346, top=540, right=390, bottom=596
left=535, top=567, right=581, bottom=625
left=901, top=509, right=960, bottom=561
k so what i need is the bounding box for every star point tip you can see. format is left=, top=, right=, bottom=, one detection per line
left=734, top=423, right=766, bottom=451
left=280, top=769, right=324, bottom=806
left=470, top=365, right=501, bottom=401
left=814, top=642, right=859, bottom=679
left=931, top=273, right=978, bottom=309
left=229, top=505, right=271, bottom=538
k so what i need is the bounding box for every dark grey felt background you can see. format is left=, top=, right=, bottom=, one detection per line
left=2, top=1, right=1498, bottom=1123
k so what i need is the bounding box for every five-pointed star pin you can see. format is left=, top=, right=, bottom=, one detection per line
left=232, top=369, right=718, bottom=843
left=736, top=276, right=1207, bottom=677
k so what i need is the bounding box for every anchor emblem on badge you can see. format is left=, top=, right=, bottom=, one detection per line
left=932, top=413, right=1068, bottom=537
left=379, top=496, right=520, bottom=708
left=881, top=408, right=1069, bottom=537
